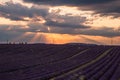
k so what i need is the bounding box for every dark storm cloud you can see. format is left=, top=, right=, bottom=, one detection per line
left=0, top=24, right=29, bottom=32
left=0, top=1, right=90, bottom=29
left=23, top=0, right=120, bottom=17
left=85, top=0, right=120, bottom=17
left=23, top=0, right=114, bottom=6
left=25, top=22, right=120, bottom=37
left=77, top=27, right=120, bottom=37
left=45, top=20, right=90, bottom=28
left=44, top=12, right=89, bottom=29
left=0, top=23, right=49, bottom=33
left=46, top=27, right=120, bottom=37
left=0, top=2, right=49, bottom=21
left=27, top=23, right=50, bottom=32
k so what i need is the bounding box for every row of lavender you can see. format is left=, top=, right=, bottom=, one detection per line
left=55, top=46, right=120, bottom=80
left=0, top=44, right=119, bottom=80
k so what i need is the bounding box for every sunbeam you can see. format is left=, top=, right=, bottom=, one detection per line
left=12, top=32, right=33, bottom=42
left=30, top=33, right=41, bottom=43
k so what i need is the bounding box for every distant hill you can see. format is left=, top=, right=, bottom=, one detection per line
left=66, top=43, right=98, bottom=46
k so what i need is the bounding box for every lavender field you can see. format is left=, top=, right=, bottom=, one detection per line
left=0, top=44, right=120, bottom=80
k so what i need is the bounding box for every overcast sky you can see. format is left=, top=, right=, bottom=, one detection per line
left=0, top=0, right=120, bottom=45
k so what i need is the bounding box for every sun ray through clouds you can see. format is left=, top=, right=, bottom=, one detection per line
left=30, top=32, right=41, bottom=43
left=12, top=32, right=33, bottom=42
left=47, top=26, right=55, bottom=44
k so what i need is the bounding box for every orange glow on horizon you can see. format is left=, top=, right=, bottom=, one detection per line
left=8, top=31, right=120, bottom=45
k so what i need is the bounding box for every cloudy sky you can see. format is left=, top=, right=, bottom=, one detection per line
left=0, top=0, right=120, bottom=45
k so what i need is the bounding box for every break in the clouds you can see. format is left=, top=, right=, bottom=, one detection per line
left=45, top=20, right=90, bottom=29
left=24, top=0, right=120, bottom=17
left=0, top=2, right=49, bottom=21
